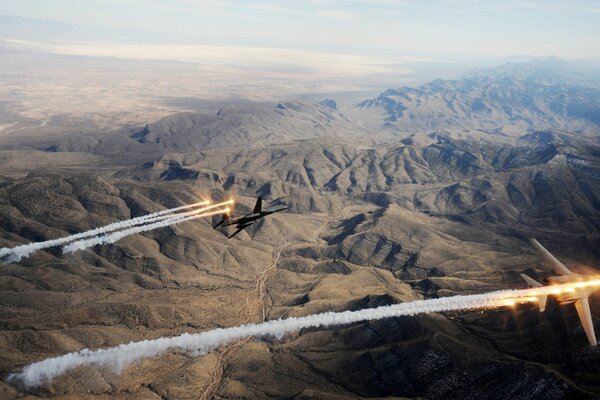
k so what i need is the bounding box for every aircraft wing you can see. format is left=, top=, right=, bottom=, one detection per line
left=264, top=205, right=289, bottom=213
left=530, top=238, right=572, bottom=276
left=228, top=223, right=252, bottom=239
left=574, top=297, right=597, bottom=346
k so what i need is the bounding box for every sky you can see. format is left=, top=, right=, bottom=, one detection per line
left=1, top=0, right=600, bottom=109
left=1, top=0, right=599, bottom=59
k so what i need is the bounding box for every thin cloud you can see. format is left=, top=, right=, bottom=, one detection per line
left=316, top=9, right=358, bottom=21
left=340, top=0, right=409, bottom=4
left=248, top=4, right=306, bottom=15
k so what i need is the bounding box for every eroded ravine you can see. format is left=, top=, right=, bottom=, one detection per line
left=199, top=215, right=328, bottom=399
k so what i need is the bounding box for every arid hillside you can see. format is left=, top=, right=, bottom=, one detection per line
left=1, top=67, right=600, bottom=399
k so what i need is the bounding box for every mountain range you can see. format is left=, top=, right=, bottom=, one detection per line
left=359, top=60, right=600, bottom=135
left=1, top=60, right=600, bottom=399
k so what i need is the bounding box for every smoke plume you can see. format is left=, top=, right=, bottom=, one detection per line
left=62, top=207, right=228, bottom=254
left=0, top=200, right=217, bottom=263
left=8, top=286, right=553, bottom=388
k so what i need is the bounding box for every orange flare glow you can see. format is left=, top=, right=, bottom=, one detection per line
left=518, top=277, right=600, bottom=299
left=194, top=201, right=233, bottom=212
left=519, top=296, right=538, bottom=302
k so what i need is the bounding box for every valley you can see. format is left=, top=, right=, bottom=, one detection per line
left=1, top=60, right=600, bottom=399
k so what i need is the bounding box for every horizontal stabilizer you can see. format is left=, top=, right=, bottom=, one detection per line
left=536, top=295, right=548, bottom=312
left=520, top=273, right=543, bottom=287
left=520, top=273, right=547, bottom=312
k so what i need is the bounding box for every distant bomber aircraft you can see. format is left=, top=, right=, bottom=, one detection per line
left=213, top=196, right=289, bottom=238
left=521, top=239, right=597, bottom=345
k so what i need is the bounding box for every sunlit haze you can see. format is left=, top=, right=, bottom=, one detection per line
left=2, top=0, right=599, bottom=119
left=2, top=0, right=600, bottom=58
left=2, top=0, right=600, bottom=397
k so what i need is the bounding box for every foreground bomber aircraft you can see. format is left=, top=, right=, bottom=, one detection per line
left=521, top=238, right=597, bottom=345
left=214, top=197, right=289, bottom=238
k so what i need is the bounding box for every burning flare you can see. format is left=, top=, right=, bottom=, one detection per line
left=0, top=199, right=231, bottom=263
left=8, top=277, right=600, bottom=388
left=62, top=204, right=231, bottom=254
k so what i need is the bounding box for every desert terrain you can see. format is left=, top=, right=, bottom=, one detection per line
left=0, top=58, right=599, bottom=399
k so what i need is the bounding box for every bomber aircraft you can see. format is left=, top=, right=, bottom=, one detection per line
left=213, top=196, right=289, bottom=238
left=521, top=238, right=597, bottom=345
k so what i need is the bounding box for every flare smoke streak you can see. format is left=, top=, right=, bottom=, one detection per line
left=62, top=208, right=227, bottom=254
left=7, top=285, right=575, bottom=388
left=0, top=200, right=216, bottom=262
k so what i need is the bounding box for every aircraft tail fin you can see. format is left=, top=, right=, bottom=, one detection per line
left=520, top=273, right=548, bottom=312
left=253, top=197, right=262, bottom=213
left=213, top=213, right=230, bottom=229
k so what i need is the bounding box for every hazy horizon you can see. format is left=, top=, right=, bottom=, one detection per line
left=1, top=1, right=600, bottom=130
left=3, top=3, right=600, bottom=399
left=2, top=0, right=600, bottom=95
left=1, top=0, right=600, bottom=59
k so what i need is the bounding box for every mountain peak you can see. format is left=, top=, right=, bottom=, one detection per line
left=319, top=99, right=337, bottom=110
left=358, top=61, right=600, bottom=135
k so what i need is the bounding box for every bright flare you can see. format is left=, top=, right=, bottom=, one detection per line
left=62, top=205, right=230, bottom=254
left=8, top=277, right=600, bottom=388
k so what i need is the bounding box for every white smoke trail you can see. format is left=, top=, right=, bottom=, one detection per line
left=0, top=200, right=210, bottom=263
left=8, top=285, right=578, bottom=389
left=62, top=207, right=229, bottom=254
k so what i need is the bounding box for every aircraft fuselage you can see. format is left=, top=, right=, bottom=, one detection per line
left=213, top=197, right=289, bottom=238
left=222, top=209, right=282, bottom=227
left=544, top=274, right=597, bottom=304
left=522, top=239, right=598, bottom=345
